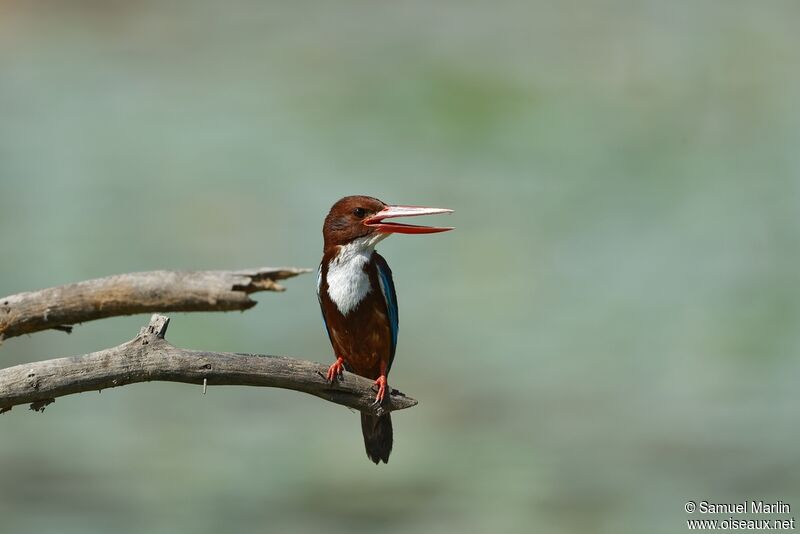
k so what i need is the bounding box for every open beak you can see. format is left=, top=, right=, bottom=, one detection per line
left=364, top=205, right=454, bottom=234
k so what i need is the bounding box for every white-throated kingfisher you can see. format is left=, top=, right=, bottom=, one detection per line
left=317, top=195, right=453, bottom=464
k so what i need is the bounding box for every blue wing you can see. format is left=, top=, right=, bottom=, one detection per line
left=374, top=254, right=399, bottom=369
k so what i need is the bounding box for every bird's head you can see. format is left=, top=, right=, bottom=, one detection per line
left=323, top=195, right=453, bottom=250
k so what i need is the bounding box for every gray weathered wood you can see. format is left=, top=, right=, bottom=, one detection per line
left=0, top=314, right=417, bottom=416
left=0, top=267, right=310, bottom=341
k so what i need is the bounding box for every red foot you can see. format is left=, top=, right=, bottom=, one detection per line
left=373, top=375, right=387, bottom=404
left=326, top=357, right=345, bottom=382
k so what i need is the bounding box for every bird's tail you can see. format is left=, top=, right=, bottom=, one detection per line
left=361, top=413, right=393, bottom=464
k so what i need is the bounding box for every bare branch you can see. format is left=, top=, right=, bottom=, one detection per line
left=0, top=267, right=311, bottom=340
left=0, top=314, right=417, bottom=416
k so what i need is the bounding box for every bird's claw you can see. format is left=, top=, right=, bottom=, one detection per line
left=326, top=357, right=345, bottom=383
left=372, top=375, right=387, bottom=406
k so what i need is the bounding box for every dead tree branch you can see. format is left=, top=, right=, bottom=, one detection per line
left=0, top=267, right=310, bottom=341
left=0, top=314, right=417, bottom=416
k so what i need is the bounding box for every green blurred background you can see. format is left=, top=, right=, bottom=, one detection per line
left=1, top=1, right=799, bottom=533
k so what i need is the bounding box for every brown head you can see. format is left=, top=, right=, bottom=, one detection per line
left=322, top=195, right=454, bottom=251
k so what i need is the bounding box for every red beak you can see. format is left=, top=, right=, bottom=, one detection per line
left=364, top=205, right=454, bottom=234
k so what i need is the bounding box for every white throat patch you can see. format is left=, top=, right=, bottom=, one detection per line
left=325, top=234, right=387, bottom=315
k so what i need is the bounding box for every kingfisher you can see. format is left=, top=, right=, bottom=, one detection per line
left=317, top=195, right=453, bottom=464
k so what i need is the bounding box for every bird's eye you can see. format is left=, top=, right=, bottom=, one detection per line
left=353, top=207, right=366, bottom=218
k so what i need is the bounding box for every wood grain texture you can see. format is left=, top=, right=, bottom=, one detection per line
left=0, top=268, right=310, bottom=340
left=0, top=314, right=417, bottom=416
